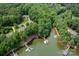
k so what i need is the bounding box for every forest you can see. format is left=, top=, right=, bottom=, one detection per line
left=0, top=3, right=79, bottom=56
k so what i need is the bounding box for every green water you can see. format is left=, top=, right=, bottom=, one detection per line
left=16, top=32, right=78, bottom=56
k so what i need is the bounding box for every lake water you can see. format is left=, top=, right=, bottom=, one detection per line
left=15, top=31, right=79, bottom=56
